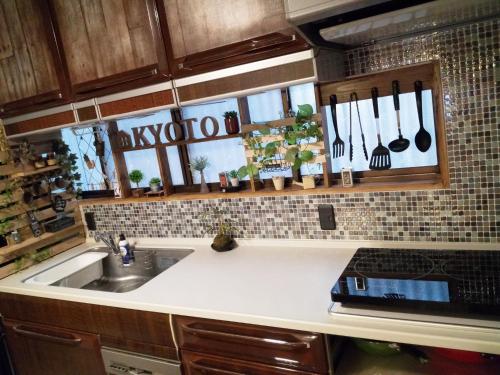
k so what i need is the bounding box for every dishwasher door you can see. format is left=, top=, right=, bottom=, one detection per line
left=101, top=347, right=181, bottom=375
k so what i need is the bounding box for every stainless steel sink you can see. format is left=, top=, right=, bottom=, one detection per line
left=50, top=248, right=193, bottom=293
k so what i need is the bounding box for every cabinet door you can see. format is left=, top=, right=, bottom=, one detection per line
left=182, top=350, right=318, bottom=375
left=51, top=0, right=169, bottom=99
left=174, top=316, right=328, bottom=374
left=3, top=319, right=106, bottom=375
left=160, top=0, right=309, bottom=76
left=0, top=0, right=68, bottom=116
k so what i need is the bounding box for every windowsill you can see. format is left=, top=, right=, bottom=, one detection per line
left=78, top=178, right=445, bottom=206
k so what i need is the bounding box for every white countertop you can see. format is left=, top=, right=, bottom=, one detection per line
left=0, top=238, right=499, bottom=354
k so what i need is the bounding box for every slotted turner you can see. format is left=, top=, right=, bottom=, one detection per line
left=329, top=94, right=345, bottom=158
left=369, top=87, right=391, bottom=170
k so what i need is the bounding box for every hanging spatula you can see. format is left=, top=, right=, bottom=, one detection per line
left=329, top=95, right=345, bottom=158
left=369, top=87, right=391, bottom=170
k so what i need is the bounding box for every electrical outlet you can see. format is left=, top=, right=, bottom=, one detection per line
left=318, top=204, right=336, bottom=230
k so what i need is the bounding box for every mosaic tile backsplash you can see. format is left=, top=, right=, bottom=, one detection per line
left=83, top=20, right=499, bottom=243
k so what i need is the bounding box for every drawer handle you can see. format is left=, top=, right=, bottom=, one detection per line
left=183, top=324, right=314, bottom=350
left=12, top=325, right=83, bottom=346
left=191, top=361, right=246, bottom=375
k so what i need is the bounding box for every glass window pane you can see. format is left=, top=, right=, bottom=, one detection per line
left=325, top=90, right=438, bottom=172
left=124, top=149, right=161, bottom=188
left=182, top=99, right=247, bottom=183
left=289, top=82, right=317, bottom=114
left=247, top=89, right=283, bottom=122
left=61, top=125, right=114, bottom=191
left=117, top=110, right=184, bottom=186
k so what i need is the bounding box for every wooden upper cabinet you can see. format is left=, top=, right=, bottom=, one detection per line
left=0, top=0, right=68, bottom=117
left=160, top=0, right=310, bottom=77
left=50, top=0, right=170, bottom=99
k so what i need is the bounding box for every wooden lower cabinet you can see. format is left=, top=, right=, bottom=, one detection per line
left=182, top=350, right=320, bottom=375
left=174, top=316, right=329, bottom=374
left=3, top=319, right=106, bottom=375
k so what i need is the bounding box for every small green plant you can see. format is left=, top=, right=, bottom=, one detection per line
left=128, top=169, right=144, bottom=188
left=149, top=177, right=161, bottom=186
left=31, top=248, right=51, bottom=263
left=228, top=170, right=238, bottom=179
left=0, top=218, right=13, bottom=236
left=190, top=156, right=210, bottom=173
left=223, top=111, right=238, bottom=119
left=239, top=104, right=322, bottom=178
left=200, top=207, right=238, bottom=237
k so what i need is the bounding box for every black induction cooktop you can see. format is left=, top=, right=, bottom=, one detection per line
left=331, top=248, right=500, bottom=318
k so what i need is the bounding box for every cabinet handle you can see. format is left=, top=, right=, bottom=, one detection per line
left=190, top=361, right=246, bottom=375
left=12, top=325, right=83, bottom=346
left=182, top=324, right=315, bottom=350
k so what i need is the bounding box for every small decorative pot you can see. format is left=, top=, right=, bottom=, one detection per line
left=211, top=234, right=237, bottom=252
left=47, top=158, right=57, bottom=166
left=302, top=175, right=316, bottom=190
left=224, top=117, right=240, bottom=134
left=230, top=177, right=239, bottom=187
left=272, top=176, right=285, bottom=191
left=150, top=184, right=160, bottom=192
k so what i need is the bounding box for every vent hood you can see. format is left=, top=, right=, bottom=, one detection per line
left=285, top=0, right=500, bottom=48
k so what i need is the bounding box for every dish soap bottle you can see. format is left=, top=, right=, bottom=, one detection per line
left=119, top=234, right=134, bottom=264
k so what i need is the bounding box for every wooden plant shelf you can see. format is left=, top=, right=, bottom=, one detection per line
left=0, top=223, right=84, bottom=265
left=11, top=165, right=61, bottom=178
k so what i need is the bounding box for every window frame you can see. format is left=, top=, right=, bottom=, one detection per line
left=101, top=62, right=448, bottom=201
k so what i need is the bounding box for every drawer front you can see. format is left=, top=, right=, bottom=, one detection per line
left=174, top=316, right=328, bottom=374
left=182, top=350, right=318, bottom=375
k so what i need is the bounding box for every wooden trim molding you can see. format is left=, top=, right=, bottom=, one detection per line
left=176, top=59, right=315, bottom=103
left=99, top=90, right=175, bottom=119
left=5, top=110, right=76, bottom=136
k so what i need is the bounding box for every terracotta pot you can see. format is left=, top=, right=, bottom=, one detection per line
left=224, top=117, right=240, bottom=134
left=272, top=176, right=285, bottom=191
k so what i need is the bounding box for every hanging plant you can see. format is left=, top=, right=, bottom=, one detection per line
left=238, top=104, right=322, bottom=179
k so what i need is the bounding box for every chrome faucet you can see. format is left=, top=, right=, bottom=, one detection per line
left=94, top=232, right=120, bottom=255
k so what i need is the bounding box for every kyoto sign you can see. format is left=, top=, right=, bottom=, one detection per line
left=116, top=116, right=224, bottom=150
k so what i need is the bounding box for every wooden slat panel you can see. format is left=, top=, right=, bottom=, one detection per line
left=52, top=0, right=97, bottom=84
left=16, top=0, right=59, bottom=94
left=53, top=0, right=159, bottom=85
left=0, top=3, right=13, bottom=60
left=163, top=0, right=289, bottom=59
left=5, top=110, right=75, bottom=136
left=99, top=90, right=174, bottom=118
left=0, top=223, right=84, bottom=264
left=177, top=59, right=315, bottom=103
left=319, top=62, right=436, bottom=105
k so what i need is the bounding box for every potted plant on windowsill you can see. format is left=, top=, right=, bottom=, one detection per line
left=190, top=156, right=210, bottom=193
left=129, top=169, right=144, bottom=197
left=200, top=207, right=238, bottom=252
left=228, top=170, right=239, bottom=187
left=223, top=111, right=240, bottom=135
left=149, top=177, right=161, bottom=192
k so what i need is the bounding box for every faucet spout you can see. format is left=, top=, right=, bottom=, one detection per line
left=94, top=232, right=120, bottom=255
